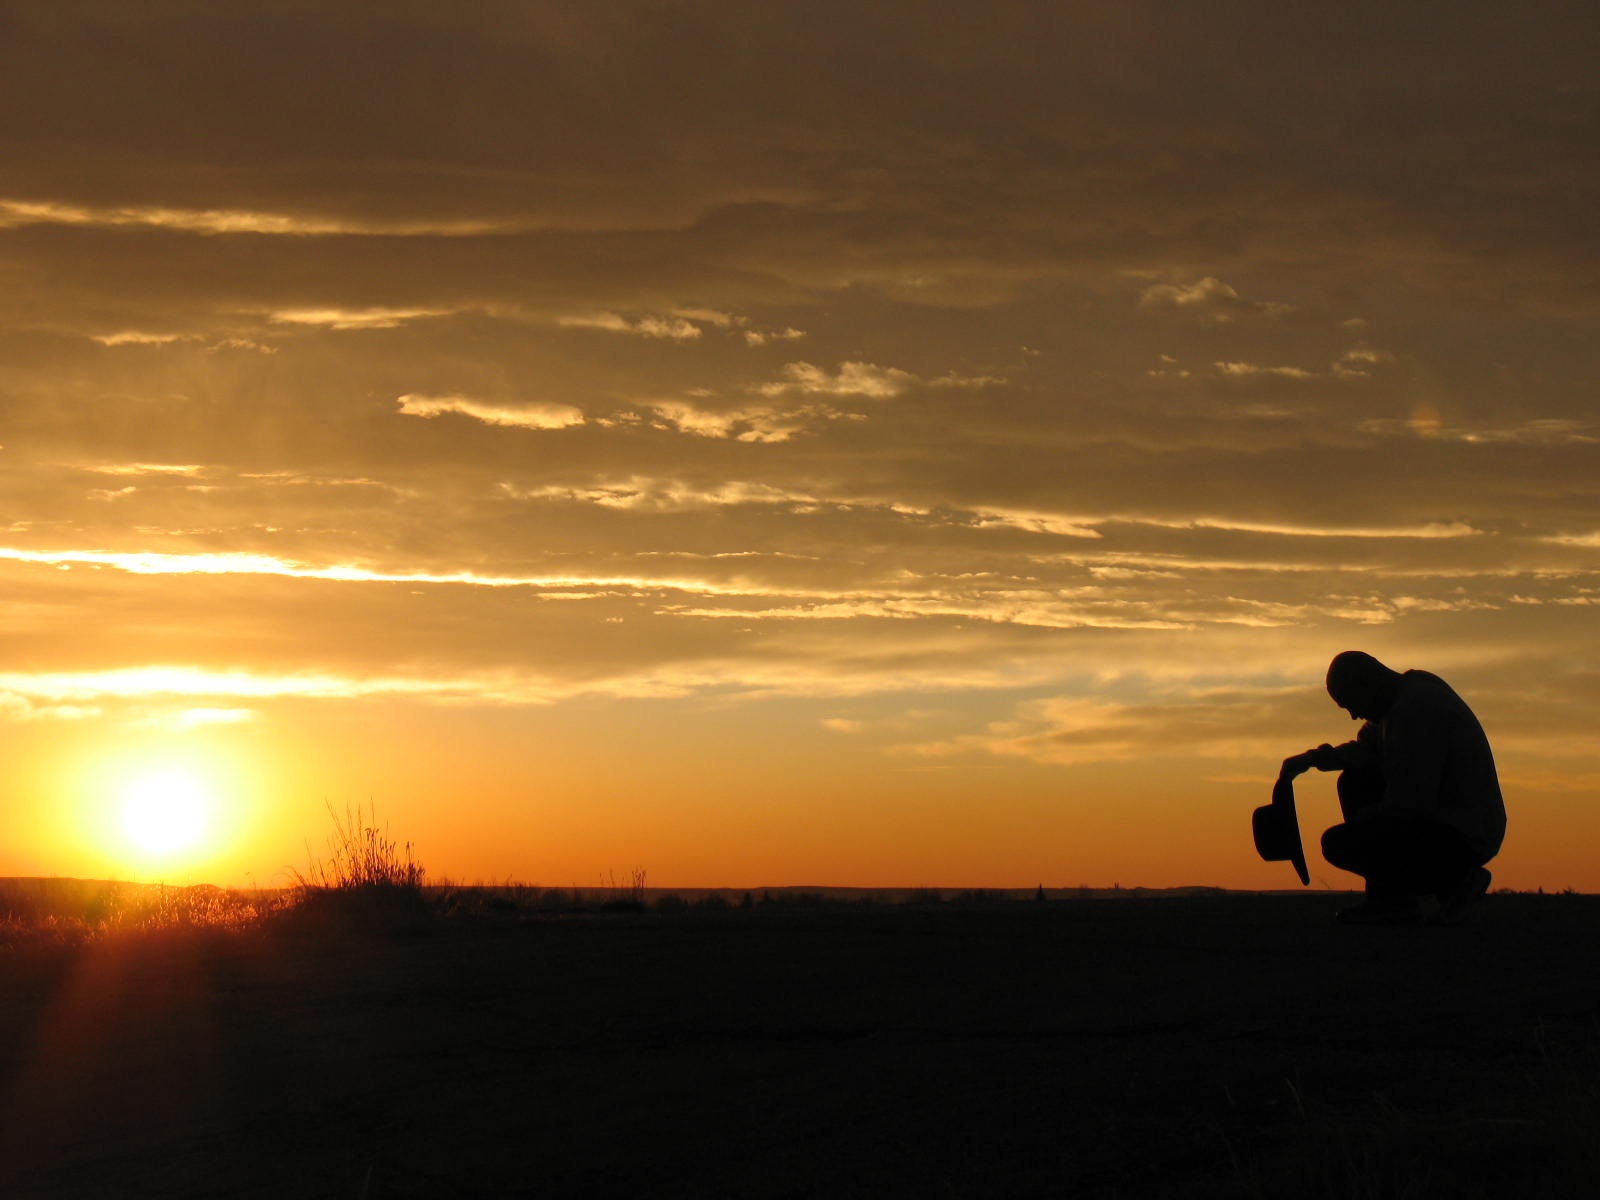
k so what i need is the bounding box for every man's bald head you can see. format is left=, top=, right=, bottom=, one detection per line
left=1326, top=650, right=1402, bottom=721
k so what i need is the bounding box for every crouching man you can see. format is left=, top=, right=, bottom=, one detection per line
left=1282, top=651, right=1506, bottom=925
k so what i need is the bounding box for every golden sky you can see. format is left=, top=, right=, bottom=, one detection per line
left=1, top=2, right=1597, bottom=889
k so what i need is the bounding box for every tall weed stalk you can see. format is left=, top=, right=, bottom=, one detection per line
left=293, top=800, right=425, bottom=893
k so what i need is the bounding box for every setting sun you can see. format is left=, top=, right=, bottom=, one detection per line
left=118, top=769, right=212, bottom=858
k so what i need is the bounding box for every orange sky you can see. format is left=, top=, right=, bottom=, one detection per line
left=1, top=3, right=1597, bottom=891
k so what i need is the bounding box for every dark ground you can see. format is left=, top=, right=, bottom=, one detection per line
left=1, top=892, right=1597, bottom=1199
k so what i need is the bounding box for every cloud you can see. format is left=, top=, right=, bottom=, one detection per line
left=673, top=308, right=736, bottom=327
left=0, top=197, right=531, bottom=237
left=636, top=358, right=1002, bottom=441
left=1131, top=517, right=1480, bottom=540
left=898, top=680, right=1319, bottom=768
left=1330, top=344, right=1395, bottom=380
left=90, top=330, right=193, bottom=346
left=0, top=666, right=571, bottom=707
left=1356, top=416, right=1598, bottom=445
left=1213, top=361, right=1317, bottom=381
left=821, top=717, right=866, bottom=733
left=559, top=312, right=703, bottom=340
left=557, top=308, right=806, bottom=347
left=174, top=706, right=256, bottom=727
left=273, top=308, right=452, bottom=330
left=0, top=546, right=737, bottom=592
left=0, top=691, right=100, bottom=722
left=397, top=394, right=584, bottom=430
left=646, top=399, right=852, bottom=442
left=503, top=477, right=827, bottom=512
left=757, top=361, right=917, bottom=398
left=970, top=507, right=1103, bottom=538
left=1138, top=278, right=1293, bottom=323
left=742, top=327, right=806, bottom=347
left=670, top=309, right=806, bottom=345
left=77, top=462, right=207, bottom=477
left=134, top=706, right=259, bottom=731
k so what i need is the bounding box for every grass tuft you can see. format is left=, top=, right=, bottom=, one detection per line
left=284, top=801, right=430, bottom=934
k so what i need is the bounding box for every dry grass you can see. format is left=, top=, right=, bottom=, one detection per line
left=290, top=800, right=425, bottom=892
left=0, top=802, right=431, bottom=952
left=0, top=877, right=281, bottom=953
left=281, top=801, right=431, bottom=933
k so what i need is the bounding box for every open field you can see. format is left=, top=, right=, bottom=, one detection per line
left=0, top=888, right=1597, bottom=1198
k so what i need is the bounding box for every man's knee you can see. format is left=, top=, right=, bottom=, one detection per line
left=1321, top=823, right=1361, bottom=872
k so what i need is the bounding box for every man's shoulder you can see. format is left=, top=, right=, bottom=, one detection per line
left=1394, top=670, right=1473, bottom=720
left=1399, top=670, right=1454, bottom=698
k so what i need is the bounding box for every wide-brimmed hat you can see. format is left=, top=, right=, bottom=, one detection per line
left=1252, top=775, right=1310, bottom=886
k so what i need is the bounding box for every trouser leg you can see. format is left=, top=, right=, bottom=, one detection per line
left=1321, top=809, right=1483, bottom=898
left=1328, top=768, right=1392, bottom=895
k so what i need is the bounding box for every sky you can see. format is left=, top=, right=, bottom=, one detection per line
left=1, top=1, right=1597, bottom=890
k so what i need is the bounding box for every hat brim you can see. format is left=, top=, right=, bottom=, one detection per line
left=1252, top=776, right=1310, bottom=886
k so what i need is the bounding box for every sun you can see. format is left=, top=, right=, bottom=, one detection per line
left=118, top=768, right=212, bottom=858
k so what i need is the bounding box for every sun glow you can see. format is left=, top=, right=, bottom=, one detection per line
left=117, top=769, right=212, bottom=858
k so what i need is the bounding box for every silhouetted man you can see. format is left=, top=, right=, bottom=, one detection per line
left=1281, top=651, right=1505, bottom=925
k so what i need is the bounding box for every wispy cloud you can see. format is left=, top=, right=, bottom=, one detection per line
left=0, top=667, right=483, bottom=706
left=1213, top=361, right=1317, bottom=381
left=558, top=312, right=702, bottom=340
left=742, top=327, right=807, bottom=347
left=757, top=361, right=917, bottom=398
left=0, top=546, right=735, bottom=593
left=1359, top=417, right=1597, bottom=445
left=646, top=399, right=849, bottom=442
left=971, top=507, right=1103, bottom=538
left=273, top=308, right=452, bottom=330
left=76, top=462, right=207, bottom=477
left=397, top=394, right=584, bottom=430
left=90, top=331, right=193, bottom=346
left=0, top=197, right=514, bottom=237
left=135, top=706, right=259, bottom=731
left=1330, top=344, right=1395, bottom=380
left=898, top=683, right=1310, bottom=767
left=0, top=691, right=101, bottom=722
left=1121, top=517, right=1481, bottom=540
left=502, top=477, right=825, bottom=512
left=1138, top=277, right=1293, bottom=323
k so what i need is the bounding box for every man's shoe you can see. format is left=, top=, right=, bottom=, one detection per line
left=1336, top=897, right=1423, bottom=926
left=1431, top=866, right=1492, bottom=926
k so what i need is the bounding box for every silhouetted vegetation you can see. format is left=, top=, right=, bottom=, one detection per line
left=0, top=877, right=279, bottom=952
left=282, top=801, right=431, bottom=933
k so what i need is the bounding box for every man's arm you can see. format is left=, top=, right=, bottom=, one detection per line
left=1280, top=725, right=1379, bottom=780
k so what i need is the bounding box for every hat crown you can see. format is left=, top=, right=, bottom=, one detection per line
left=1252, top=777, right=1310, bottom=885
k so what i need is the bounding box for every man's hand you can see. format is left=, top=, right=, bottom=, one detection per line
left=1279, top=751, right=1315, bottom=780
left=1279, top=744, right=1338, bottom=780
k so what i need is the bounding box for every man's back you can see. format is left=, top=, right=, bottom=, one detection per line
left=1380, top=670, right=1505, bottom=859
